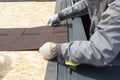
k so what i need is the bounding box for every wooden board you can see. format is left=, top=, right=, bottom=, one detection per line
left=0, top=26, right=67, bottom=51
left=0, top=2, right=56, bottom=80
left=0, top=51, right=48, bottom=80
left=0, top=2, right=55, bottom=28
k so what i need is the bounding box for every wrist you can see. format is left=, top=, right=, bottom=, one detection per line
left=55, top=14, right=61, bottom=22
left=58, top=13, right=65, bottom=21
left=53, top=44, right=62, bottom=56
left=50, top=43, right=57, bottom=56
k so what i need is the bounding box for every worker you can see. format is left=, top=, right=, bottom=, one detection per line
left=39, top=0, right=120, bottom=67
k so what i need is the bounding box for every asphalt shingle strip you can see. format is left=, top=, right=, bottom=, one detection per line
left=0, top=26, right=67, bottom=51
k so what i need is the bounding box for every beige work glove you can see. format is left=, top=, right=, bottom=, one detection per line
left=39, top=42, right=57, bottom=60
left=47, top=14, right=61, bottom=26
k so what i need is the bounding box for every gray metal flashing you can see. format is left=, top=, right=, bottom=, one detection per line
left=45, top=59, right=57, bottom=80
left=66, top=0, right=75, bottom=42
left=68, top=19, right=74, bottom=42
left=45, top=0, right=68, bottom=80
left=72, top=18, right=87, bottom=40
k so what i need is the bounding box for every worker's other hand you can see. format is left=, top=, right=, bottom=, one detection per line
left=48, top=14, right=61, bottom=26
left=39, top=42, right=57, bottom=60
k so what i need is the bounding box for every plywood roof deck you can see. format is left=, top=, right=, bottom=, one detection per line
left=0, top=2, right=55, bottom=28
left=0, top=51, right=48, bottom=80
left=0, top=2, right=56, bottom=80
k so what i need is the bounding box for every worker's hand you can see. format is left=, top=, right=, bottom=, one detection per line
left=48, top=14, right=61, bottom=27
left=39, top=42, right=57, bottom=60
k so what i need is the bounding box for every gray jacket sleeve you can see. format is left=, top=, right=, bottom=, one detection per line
left=55, top=1, right=120, bottom=66
left=58, top=0, right=88, bottom=20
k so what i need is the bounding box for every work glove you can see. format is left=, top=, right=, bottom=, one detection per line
left=39, top=42, right=57, bottom=60
left=48, top=14, right=61, bottom=26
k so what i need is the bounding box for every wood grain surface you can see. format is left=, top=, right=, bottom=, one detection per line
left=0, top=2, right=56, bottom=80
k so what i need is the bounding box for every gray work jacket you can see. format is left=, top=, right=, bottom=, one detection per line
left=55, top=0, right=120, bottom=66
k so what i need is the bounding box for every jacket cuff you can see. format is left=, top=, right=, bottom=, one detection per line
left=54, top=44, right=62, bottom=56
left=58, top=13, right=66, bottom=21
